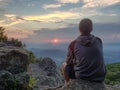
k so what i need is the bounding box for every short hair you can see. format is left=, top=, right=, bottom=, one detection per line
left=79, top=18, right=93, bottom=34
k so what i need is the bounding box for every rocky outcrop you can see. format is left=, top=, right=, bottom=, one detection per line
left=1, top=42, right=119, bottom=90
left=56, top=79, right=120, bottom=90
left=28, top=57, right=63, bottom=90
left=0, top=45, right=29, bottom=73
left=28, top=57, right=120, bottom=90
left=0, top=42, right=29, bottom=90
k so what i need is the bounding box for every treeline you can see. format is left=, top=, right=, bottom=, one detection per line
left=0, top=27, right=25, bottom=47
left=105, top=62, right=120, bottom=85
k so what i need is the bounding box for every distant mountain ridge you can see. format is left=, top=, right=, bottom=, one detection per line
left=28, top=48, right=67, bottom=66
left=27, top=43, right=120, bottom=66
left=29, top=48, right=66, bottom=57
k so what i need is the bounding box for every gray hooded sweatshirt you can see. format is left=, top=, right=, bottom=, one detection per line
left=73, top=34, right=106, bottom=82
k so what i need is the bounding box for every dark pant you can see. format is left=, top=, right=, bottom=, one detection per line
left=65, top=65, right=76, bottom=79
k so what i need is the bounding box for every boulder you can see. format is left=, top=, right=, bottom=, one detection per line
left=0, top=42, right=6, bottom=47
left=0, top=42, right=30, bottom=90
left=0, top=70, right=15, bottom=90
left=15, top=72, right=30, bottom=90
left=0, top=45, right=29, bottom=74
left=0, top=70, right=30, bottom=90
left=28, top=57, right=63, bottom=90
left=56, top=79, right=120, bottom=90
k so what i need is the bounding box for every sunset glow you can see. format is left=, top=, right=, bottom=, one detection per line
left=0, top=0, right=120, bottom=43
left=53, top=39, right=59, bottom=43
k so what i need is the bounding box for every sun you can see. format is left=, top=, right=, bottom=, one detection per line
left=53, top=39, right=59, bottom=43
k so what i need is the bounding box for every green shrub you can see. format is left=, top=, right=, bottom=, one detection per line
left=105, top=63, right=120, bottom=85
left=29, top=77, right=38, bottom=89
left=28, top=51, right=36, bottom=63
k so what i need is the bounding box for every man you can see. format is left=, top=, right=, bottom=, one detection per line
left=62, top=18, right=106, bottom=83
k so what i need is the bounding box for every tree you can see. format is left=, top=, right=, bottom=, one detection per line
left=0, top=27, right=8, bottom=41
left=0, top=26, right=25, bottom=47
left=11, top=38, right=23, bottom=47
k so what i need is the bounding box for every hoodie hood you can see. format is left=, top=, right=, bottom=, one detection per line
left=76, top=34, right=96, bottom=46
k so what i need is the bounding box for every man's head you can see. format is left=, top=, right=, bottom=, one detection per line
left=79, top=18, right=93, bottom=35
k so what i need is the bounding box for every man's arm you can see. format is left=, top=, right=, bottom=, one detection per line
left=66, top=40, right=76, bottom=65
left=96, top=37, right=103, bottom=48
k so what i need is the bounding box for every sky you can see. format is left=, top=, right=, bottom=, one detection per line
left=0, top=0, right=120, bottom=45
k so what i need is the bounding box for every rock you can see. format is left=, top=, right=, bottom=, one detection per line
left=28, top=57, right=63, bottom=90
left=0, top=70, right=15, bottom=90
left=0, top=42, right=6, bottom=47
left=15, top=72, right=30, bottom=90
left=56, top=79, right=120, bottom=90
left=29, top=57, right=120, bottom=90
left=0, top=70, right=30, bottom=90
left=114, top=84, right=120, bottom=88
left=38, top=57, right=57, bottom=77
left=0, top=42, right=30, bottom=90
left=0, top=45, right=29, bottom=74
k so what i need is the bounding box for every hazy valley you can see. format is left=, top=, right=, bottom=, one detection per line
left=27, top=43, right=120, bottom=66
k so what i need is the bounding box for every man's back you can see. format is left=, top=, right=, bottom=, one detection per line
left=62, top=18, right=106, bottom=83
left=74, top=34, right=106, bottom=82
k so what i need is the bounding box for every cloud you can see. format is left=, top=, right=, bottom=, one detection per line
left=0, top=20, right=5, bottom=23
left=5, top=14, right=26, bottom=21
left=22, top=25, right=79, bottom=44
left=3, top=14, right=43, bottom=26
left=24, top=11, right=79, bottom=22
left=5, top=26, right=34, bottom=39
left=42, top=0, right=80, bottom=9
left=22, top=23, right=120, bottom=44
left=5, top=14, right=16, bottom=17
left=1, top=14, right=26, bottom=27
left=82, top=0, right=120, bottom=9
left=0, top=0, right=13, bottom=7
left=57, top=0, right=79, bottom=4
left=69, top=0, right=120, bottom=21
left=2, top=11, right=79, bottom=27
left=70, top=8, right=102, bottom=19
left=43, top=4, right=62, bottom=9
